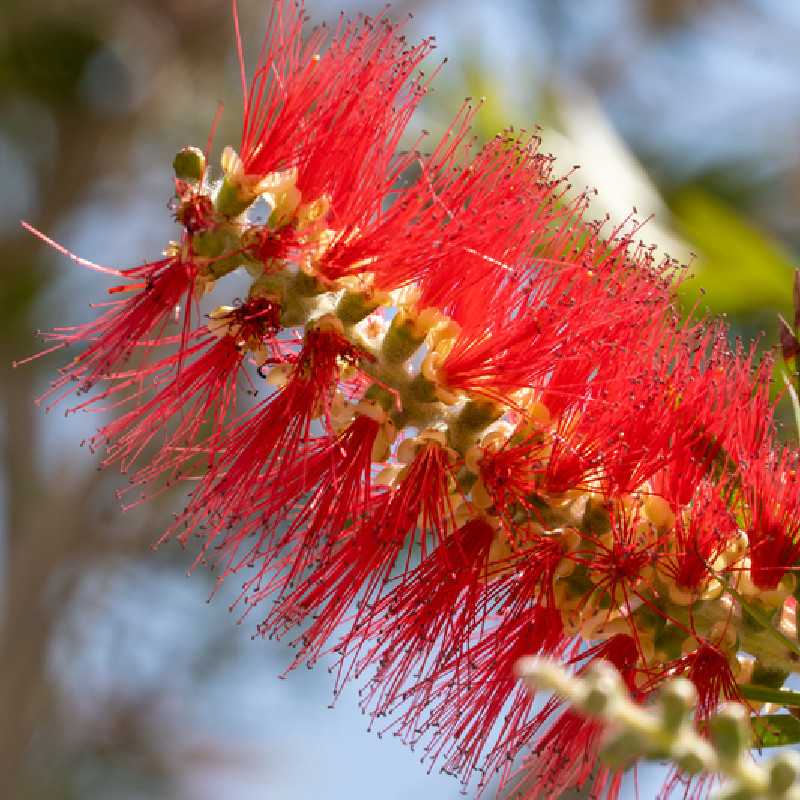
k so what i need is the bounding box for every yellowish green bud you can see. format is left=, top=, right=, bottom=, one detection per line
left=173, top=146, right=206, bottom=182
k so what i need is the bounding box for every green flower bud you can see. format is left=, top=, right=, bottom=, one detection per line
left=173, top=146, right=206, bottom=182
left=709, top=703, right=751, bottom=765
left=600, top=728, right=645, bottom=769
left=767, top=751, right=800, bottom=796
left=658, top=678, right=697, bottom=733
left=672, top=741, right=708, bottom=775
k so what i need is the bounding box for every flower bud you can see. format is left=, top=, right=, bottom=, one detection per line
left=657, top=678, right=696, bottom=733
left=767, top=751, right=800, bottom=796
left=173, top=146, right=206, bottom=182
left=599, top=728, right=645, bottom=769
left=708, top=703, right=751, bottom=764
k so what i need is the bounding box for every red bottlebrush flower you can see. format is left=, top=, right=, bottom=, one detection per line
left=86, top=296, right=281, bottom=478
left=438, top=235, right=674, bottom=404
left=358, top=537, right=570, bottom=790
left=34, top=256, right=197, bottom=410
left=236, top=0, right=433, bottom=219
left=264, top=439, right=458, bottom=667
left=313, top=101, right=477, bottom=291
left=224, top=412, right=381, bottom=606
left=741, top=446, right=800, bottom=589
left=368, top=606, right=569, bottom=794
left=340, top=517, right=498, bottom=706
left=668, top=642, right=742, bottom=720
left=477, top=441, right=542, bottom=522
left=572, top=503, right=669, bottom=661
left=164, top=322, right=367, bottom=555
left=657, top=478, right=737, bottom=592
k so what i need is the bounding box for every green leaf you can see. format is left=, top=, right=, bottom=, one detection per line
left=740, top=684, right=800, bottom=709
left=750, top=714, right=800, bottom=749
left=673, top=189, right=795, bottom=318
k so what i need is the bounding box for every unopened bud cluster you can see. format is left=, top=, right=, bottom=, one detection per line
left=518, top=657, right=800, bottom=800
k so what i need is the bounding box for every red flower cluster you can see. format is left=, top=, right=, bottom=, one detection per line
left=22, top=2, right=800, bottom=798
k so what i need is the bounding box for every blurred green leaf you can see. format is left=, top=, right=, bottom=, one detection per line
left=751, top=714, right=800, bottom=749
left=740, top=684, right=800, bottom=708
left=674, top=188, right=796, bottom=318
left=461, top=59, right=513, bottom=141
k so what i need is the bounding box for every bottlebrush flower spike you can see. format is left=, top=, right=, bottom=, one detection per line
left=164, top=319, right=368, bottom=558
left=215, top=411, right=382, bottom=607
left=85, top=296, right=282, bottom=477
left=19, top=1, right=800, bottom=798
left=31, top=256, right=198, bottom=410
left=265, top=435, right=458, bottom=668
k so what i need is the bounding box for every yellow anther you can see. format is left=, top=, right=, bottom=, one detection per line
left=701, top=578, right=724, bottom=601
left=271, top=183, right=303, bottom=227
left=418, top=428, right=448, bottom=447
left=428, top=318, right=461, bottom=350
left=337, top=273, right=374, bottom=293
left=421, top=350, right=442, bottom=383
left=479, top=421, right=514, bottom=451
left=390, top=284, right=421, bottom=308
left=724, top=531, right=749, bottom=562
left=735, top=559, right=760, bottom=598
left=581, top=613, right=631, bottom=643
left=395, top=304, right=443, bottom=340
left=359, top=313, right=389, bottom=345
left=221, top=145, right=244, bottom=176
left=416, top=307, right=444, bottom=337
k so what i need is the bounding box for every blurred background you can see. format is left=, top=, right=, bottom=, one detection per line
left=2, top=0, right=800, bottom=797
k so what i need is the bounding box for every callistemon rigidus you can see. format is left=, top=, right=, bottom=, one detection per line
left=19, top=1, right=800, bottom=797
